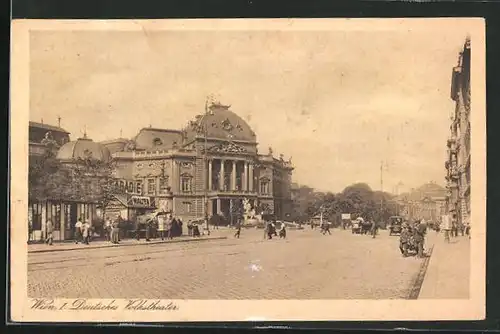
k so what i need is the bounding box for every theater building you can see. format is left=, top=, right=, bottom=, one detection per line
left=102, top=102, right=294, bottom=223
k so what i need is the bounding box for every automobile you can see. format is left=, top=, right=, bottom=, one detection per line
left=351, top=218, right=363, bottom=234
left=388, top=216, right=404, bottom=236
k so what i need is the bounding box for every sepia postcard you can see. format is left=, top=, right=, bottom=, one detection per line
left=10, top=18, right=486, bottom=323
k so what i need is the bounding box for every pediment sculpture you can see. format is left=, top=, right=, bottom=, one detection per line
left=221, top=118, right=234, bottom=132
left=208, top=142, right=247, bottom=154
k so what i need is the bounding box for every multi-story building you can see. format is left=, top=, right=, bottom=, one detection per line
left=289, top=183, right=315, bottom=222
left=396, top=182, right=447, bottom=222
left=29, top=120, right=70, bottom=160
left=102, top=102, right=294, bottom=223
left=27, top=102, right=294, bottom=240
left=445, top=37, right=471, bottom=227
left=28, top=121, right=72, bottom=241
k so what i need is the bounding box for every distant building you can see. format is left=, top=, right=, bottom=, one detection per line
left=29, top=121, right=70, bottom=160
left=289, top=183, right=315, bottom=222
left=445, top=37, right=471, bottom=227
left=396, top=182, right=447, bottom=222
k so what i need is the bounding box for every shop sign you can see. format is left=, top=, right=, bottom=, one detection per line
left=129, top=196, right=151, bottom=207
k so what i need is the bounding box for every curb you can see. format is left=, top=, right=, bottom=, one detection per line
left=407, top=245, right=435, bottom=299
left=28, top=236, right=228, bottom=254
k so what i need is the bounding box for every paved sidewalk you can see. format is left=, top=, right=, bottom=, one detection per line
left=28, top=234, right=228, bottom=254
left=418, top=231, right=470, bottom=299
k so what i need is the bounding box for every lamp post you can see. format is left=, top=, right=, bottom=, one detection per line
left=196, top=96, right=212, bottom=233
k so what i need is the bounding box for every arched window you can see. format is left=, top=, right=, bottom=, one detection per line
left=180, top=173, right=193, bottom=193
left=260, top=177, right=270, bottom=195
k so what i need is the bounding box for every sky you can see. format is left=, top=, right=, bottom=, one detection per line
left=29, top=25, right=472, bottom=194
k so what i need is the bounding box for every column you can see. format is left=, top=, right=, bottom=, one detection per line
left=171, top=160, right=175, bottom=192
left=208, top=159, right=213, bottom=191
left=243, top=162, right=248, bottom=191
left=217, top=198, right=221, bottom=214
left=249, top=164, right=254, bottom=192
left=220, top=159, right=225, bottom=190
left=232, top=161, right=237, bottom=191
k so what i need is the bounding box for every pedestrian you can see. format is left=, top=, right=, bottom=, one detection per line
left=166, top=214, right=174, bottom=240
left=82, top=220, right=91, bottom=245
left=158, top=214, right=166, bottom=240
left=145, top=219, right=152, bottom=242
left=28, top=218, right=33, bottom=243
left=234, top=219, right=242, bottom=238
left=178, top=218, right=184, bottom=237
left=134, top=218, right=142, bottom=241
left=204, top=215, right=210, bottom=236
left=192, top=223, right=201, bottom=237
left=415, top=220, right=427, bottom=258
left=371, top=220, right=378, bottom=239
left=111, top=219, right=120, bottom=244
left=74, top=217, right=83, bottom=244
left=267, top=222, right=275, bottom=240
left=104, top=217, right=112, bottom=241
left=279, top=223, right=287, bottom=239
left=322, top=222, right=332, bottom=235
left=442, top=214, right=451, bottom=243
left=45, top=218, right=54, bottom=246
left=116, top=214, right=123, bottom=242
left=399, top=224, right=410, bottom=257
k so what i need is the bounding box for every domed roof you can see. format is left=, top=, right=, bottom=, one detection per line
left=184, top=103, right=256, bottom=143
left=57, top=136, right=112, bottom=163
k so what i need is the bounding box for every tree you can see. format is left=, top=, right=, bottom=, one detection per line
left=29, top=147, right=72, bottom=204
left=70, top=157, right=124, bottom=215
left=28, top=149, right=124, bottom=220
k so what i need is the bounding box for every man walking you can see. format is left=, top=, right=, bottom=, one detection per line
left=166, top=213, right=174, bottom=240
left=234, top=218, right=242, bottom=239
left=45, top=218, right=54, bottom=246
left=158, top=214, right=166, bottom=240
left=74, top=217, right=83, bottom=244
left=104, top=217, right=112, bottom=241
left=111, top=219, right=120, bottom=244
left=399, top=223, right=410, bottom=257
left=82, top=220, right=91, bottom=245
left=145, top=219, right=152, bottom=242
left=414, top=220, right=427, bottom=258
left=371, top=220, right=378, bottom=239
left=322, top=222, right=332, bottom=235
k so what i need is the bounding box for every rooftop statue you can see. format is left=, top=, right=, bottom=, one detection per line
left=40, top=131, right=59, bottom=148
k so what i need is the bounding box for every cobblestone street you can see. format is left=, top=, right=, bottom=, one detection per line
left=28, top=228, right=426, bottom=299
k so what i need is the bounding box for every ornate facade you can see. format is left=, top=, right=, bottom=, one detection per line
left=102, top=102, right=294, bottom=223
left=445, top=37, right=471, bottom=227
left=395, top=182, right=447, bottom=222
